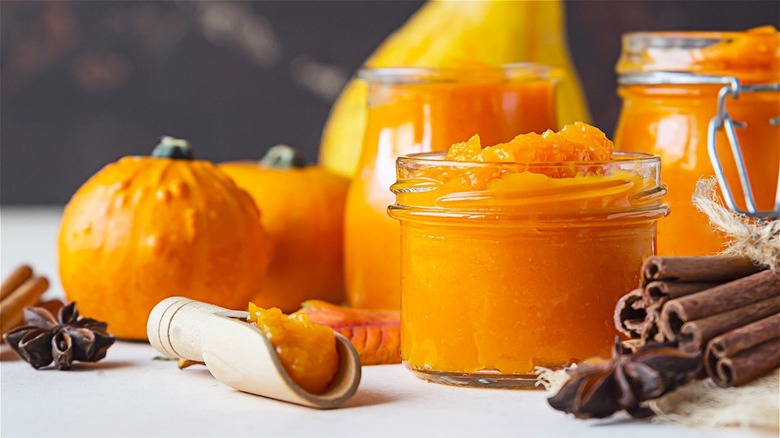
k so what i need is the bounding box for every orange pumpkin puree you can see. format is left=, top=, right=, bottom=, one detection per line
left=345, top=67, right=557, bottom=310
left=390, top=123, right=667, bottom=377
left=248, top=303, right=339, bottom=394
left=615, top=26, right=779, bottom=255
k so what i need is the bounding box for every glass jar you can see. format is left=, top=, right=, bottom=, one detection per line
left=345, top=66, right=558, bottom=309
left=388, top=151, right=668, bottom=388
left=614, top=27, right=780, bottom=256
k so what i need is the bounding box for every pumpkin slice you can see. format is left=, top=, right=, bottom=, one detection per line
left=296, top=300, right=400, bottom=365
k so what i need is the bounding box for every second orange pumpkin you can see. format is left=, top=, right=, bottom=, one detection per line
left=220, top=146, right=349, bottom=312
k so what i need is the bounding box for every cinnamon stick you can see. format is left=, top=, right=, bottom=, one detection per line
left=659, top=270, right=779, bottom=341
left=643, top=280, right=723, bottom=304
left=0, top=276, right=49, bottom=335
left=639, top=301, right=666, bottom=343
left=704, top=314, right=780, bottom=384
left=614, top=288, right=647, bottom=337
left=642, top=255, right=764, bottom=286
left=619, top=339, right=645, bottom=353
left=712, top=339, right=780, bottom=387
left=708, top=313, right=780, bottom=358
left=678, top=295, right=780, bottom=353
left=0, top=264, right=33, bottom=301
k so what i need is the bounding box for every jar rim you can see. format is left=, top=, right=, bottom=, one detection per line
left=616, top=27, right=779, bottom=83
left=396, top=151, right=660, bottom=168
left=357, top=63, right=557, bottom=83
left=623, top=31, right=740, bottom=48
left=389, top=151, right=668, bottom=224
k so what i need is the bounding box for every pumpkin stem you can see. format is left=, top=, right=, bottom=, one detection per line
left=260, top=144, right=306, bottom=169
left=152, top=136, right=194, bottom=160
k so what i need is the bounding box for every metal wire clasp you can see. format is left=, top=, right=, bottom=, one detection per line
left=708, top=79, right=780, bottom=219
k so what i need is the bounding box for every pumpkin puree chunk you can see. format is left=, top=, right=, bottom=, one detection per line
left=446, top=122, right=614, bottom=163
left=248, top=303, right=339, bottom=394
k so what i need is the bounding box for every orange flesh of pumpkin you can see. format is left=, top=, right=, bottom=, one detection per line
left=296, top=300, right=401, bottom=365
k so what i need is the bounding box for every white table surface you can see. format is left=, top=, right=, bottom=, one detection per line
left=0, top=206, right=772, bottom=437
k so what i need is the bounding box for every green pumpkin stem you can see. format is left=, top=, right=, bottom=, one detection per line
left=152, top=136, right=193, bottom=160
left=260, top=144, right=306, bottom=169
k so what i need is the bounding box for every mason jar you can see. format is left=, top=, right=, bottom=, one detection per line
left=388, top=151, right=668, bottom=388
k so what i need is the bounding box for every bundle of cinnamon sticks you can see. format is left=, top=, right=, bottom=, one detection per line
left=1, top=265, right=51, bottom=336
left=615, top=255, right=780, bottom=388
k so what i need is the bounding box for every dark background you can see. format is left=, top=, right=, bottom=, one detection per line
left=2, top=1, right=778, bottom=204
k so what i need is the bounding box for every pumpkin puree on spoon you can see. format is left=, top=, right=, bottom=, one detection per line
left=248, top=302, right=339, bottom=395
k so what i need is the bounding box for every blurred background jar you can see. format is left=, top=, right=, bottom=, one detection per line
left=614, top=27, right=779, bottom=256
left=344, top=66, right=557, bottom=309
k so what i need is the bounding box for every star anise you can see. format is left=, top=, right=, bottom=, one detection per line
left=3, top=302, right=115, bottom=370
left=548, top=339, right=702, bottom=419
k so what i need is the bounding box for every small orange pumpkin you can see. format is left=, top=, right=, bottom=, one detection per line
left=220, top=145, right=349, bottom=312
left=58, top=137, right=272, bottom=339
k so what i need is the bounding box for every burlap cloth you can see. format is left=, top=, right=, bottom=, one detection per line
left=692, top=178, right=779, bottom=273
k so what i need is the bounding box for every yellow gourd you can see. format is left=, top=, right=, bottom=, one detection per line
left=318, top=0, right=590, bottom=178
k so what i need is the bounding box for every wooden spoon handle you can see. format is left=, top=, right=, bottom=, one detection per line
left=147, top=297, right=231, bottom=362
left=147, top=297, right=362, bottom=409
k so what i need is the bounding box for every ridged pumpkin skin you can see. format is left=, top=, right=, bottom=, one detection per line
left=219, top=161, right=348, bottom=312
left=58, top=156, right=272, bottom=340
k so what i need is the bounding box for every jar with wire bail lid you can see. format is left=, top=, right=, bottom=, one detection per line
left=614, top=26, right=779, bottom=256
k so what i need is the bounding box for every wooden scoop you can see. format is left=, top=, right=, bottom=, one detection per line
left=147, top=297, right=361, bottom=409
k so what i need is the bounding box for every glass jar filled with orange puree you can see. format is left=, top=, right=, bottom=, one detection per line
left=615, top=27, right=779, bottom=256
left=345, top=66, right=557, bottom=310
left=388, top=123, right=668, bottom=388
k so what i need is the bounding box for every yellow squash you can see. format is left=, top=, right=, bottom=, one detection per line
left=318, top=0, right=590, bottom=178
